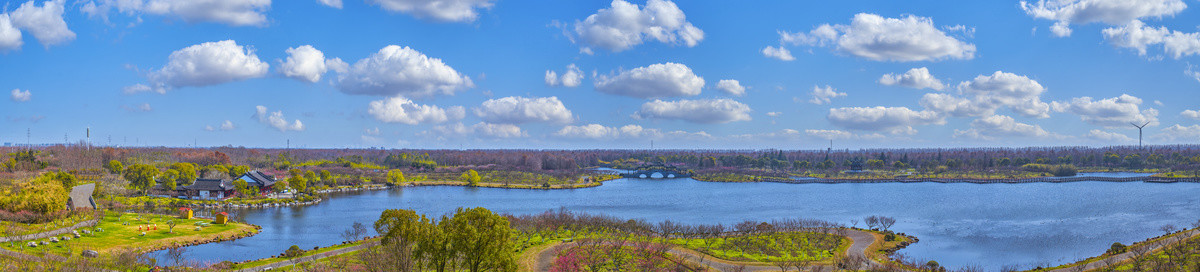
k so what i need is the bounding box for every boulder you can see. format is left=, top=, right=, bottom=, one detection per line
left=49, top=237, right=59, bottom=243
left=27, top=242, right=36, bottom=248
left=81, top=250, right=99, bottom=258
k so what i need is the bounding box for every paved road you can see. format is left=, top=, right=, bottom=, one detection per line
left=1046, top=229, right=1200, bottom=272
left=534, top=229, right=883, bottom=272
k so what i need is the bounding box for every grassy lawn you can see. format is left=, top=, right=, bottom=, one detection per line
left=0, top=211, right=97, bottom=237
left=0, top=212, right=257, bottom=256
left=668, top=232, right=850, bottom=263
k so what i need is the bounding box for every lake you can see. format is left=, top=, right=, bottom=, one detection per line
left=152, top=172, right=1200, bottom=270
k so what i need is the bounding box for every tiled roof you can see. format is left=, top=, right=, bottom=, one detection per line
left=241, top=171, right=276, bottom=187
left=184, top=179, right=232, bottom=191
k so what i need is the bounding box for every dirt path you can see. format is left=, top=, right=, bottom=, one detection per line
left=533, top=229, right=883, bottom=272
left=230, top=243, right=371, bottom=272
left=1046, top=229, right=1200, bottom=272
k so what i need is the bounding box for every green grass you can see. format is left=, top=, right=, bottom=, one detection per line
left=0, top=212, right=256, bottom=256
left=668, top=232, right=849, bottom=262
left=232, top=238, right=372, bottom=269
left=0, top=211, right=96, bottom=237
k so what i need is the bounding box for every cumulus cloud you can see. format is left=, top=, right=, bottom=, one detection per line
left=429, top=122, right=525, bottom=138
left=1102, top=20, right=1200, bottom=59
left=1157, top=124, right=1200, bottom=142
left=761, top=46, right=794, bottom=61
left=766, top=112, right=782, bottom=117
left=594, top=62, right=704, bottom=98
left=957, top=71, right=1051, bottom=118
left=10, top=89, right=31, bottom=102
left=136, top=40, right=269, bottom=93
left=335, top=45, right=473, bottom=98
left=368, top=0, right=494, bottom=23
left=778, top=13, right=975, bottom=62
left=280, top=45, right=343, bottom=83
left=919, top=93, right=991, bottom=117
left=808, top=85, right=846, bottom=105
left=827, top=106, right=943, bottom=134
left=879, top=67, right=946, bottom=90
left=554, top=124, right=659, bottom=139
left=715, top=79, right=745, bottom=96
left=0, top=14, right=22, bottom=51
left=1084, top=129, right=1133, bottom=142
left=253, top=105, right=304, bottom=132
left=804, top=129, right=853, bottom=140
left=206, top=120, right=236, bottom=131
left=953, top=115, right=1058, bottom=140
left=368, top=96, right=465, bottom=125
left=545, top=64, right=584, bottom=87
left=475, top=96, right=573, bottom=124
left=8, top=0, right=74, bottom=47
left=633, top=98, right=751, bottom=124
left=1051, top=94, right=1158, bottom=127
left=317, top=0, right=343, bottom=9
left=1182, top=109, right=1200, bottom=120
left=81, top=0, right=272, bottom=27
left=571, top=0, right=704, bottom=53
left=1020, top=0, right=1186, bottom=37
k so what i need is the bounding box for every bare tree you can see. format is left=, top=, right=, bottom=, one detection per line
left=865, top=216, right=880, bottom=230
left=165, top=247, right=186, bottom=267
left=341, top=222, right=368, bottom=242
left=879, top=216, right=897, bottom=232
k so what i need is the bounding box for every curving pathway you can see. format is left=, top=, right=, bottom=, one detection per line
left=534, top=229, right=885, bottom=272
left=1046, top=228, right=1200, bottom=272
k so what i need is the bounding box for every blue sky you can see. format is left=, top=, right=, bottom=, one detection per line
left=2, top=0, right=1200, bottom=149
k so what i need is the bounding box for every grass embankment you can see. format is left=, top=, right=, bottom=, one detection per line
left=0, top=212, right=257, bottom=256
left=1027, top=226, right=1200, bottom=272
left=864, top=231, right=914, bottom=265
left=0, top=211, right=97, bottom=237
left=667, top=232, right=849, bottom=263
left=230, top=238, right=377, bottom=269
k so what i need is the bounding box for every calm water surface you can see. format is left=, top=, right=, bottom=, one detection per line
left=154, top=173, right=1200, bottom=270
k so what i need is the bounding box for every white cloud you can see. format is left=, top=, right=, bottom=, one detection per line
left=335, top=45, right=473, bottom=98
left=429, top=122, right=524, bottom=138
left=779, top=13, right=975, bottom=62
left=220, top=120, right=235, bottom=130
left=0, top=14, right=22, bottom=51
left=1020, top=0, right=1186, bottom=37
left=633, top=98, right=751, bottom=124
left=1051, top=94, right=1159, bottom=127
left=827, top=106, right=943, bottom=134
left=1188, top=64, right=1200, bottom=83
left=761, top=46, right=795, bottom=61
left=879, top=67, right=946, bottom=90
left=367, top=0, right=494, bottom=23
left=280, top=45, right=333, bottom=83
left=804, top=129, right=853, bottom=140
left=808, top=85, right=846, bottom=105
left=1157, top=124, right=1200, bottom=142
left=1084, top=129, right=1133, bottom=142
left=919, top=93, right=991, bottom=117
left=10, top=89, right=31, bottom=102
left=317, top=0, right=343, bottom=9
left=953, top=115, right=1057, bottom=140
left=594, top=62, right=704, bottom=98
left=7, top=0, right=73, bottom=47
left=1102, top=20, right=1200, bottom=59
left=368, top=96, right=464, bottom=125
left=545, top=64, right=583, bottom=87
left=81, top=0, right=272, bottom=27
left=253, top=105, right=304, bottom=132
left=139, top=40, right=269, bottom=93
left=766, top=111, right=782, bottom=117
left=475, top=96, right=573, bottom=124
left=715, top=79, right=746, bottom=96
left=571, top=0, right=703, bottom=53
left=1182, top=109, right=1200, bottom=120
left=957, top=71, right=1051, bottom=118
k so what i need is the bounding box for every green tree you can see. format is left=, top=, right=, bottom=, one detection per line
left=386, top=169, right=406, bottom=185
left=320, top=170, right=332, bottom=182
left=169, top=163, right=198, bottom=186
left=158, top=169, right=180, bottom=191
left=233, top=179, right=256, bottom=198
left=446, top=207, right=516, bottom=272
left=228, top=165, right=250, bottom=178
left=105, top=160, right=124, bottom=174
left=0, top=175, right=68, bottom=214
left=123, top=164, right=160, bottom=193
left=374, top=209, right=428, bottom=270
left=304, top=170, right=318, bottom=183
left=460, top=170, right=481, bottom=187
left=52, top=171, right=78, bottom=190
left=289, top=175, right=308, bottom=192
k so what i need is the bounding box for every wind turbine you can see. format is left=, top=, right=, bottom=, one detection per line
left=1131, top=121, right=1150, bottom=148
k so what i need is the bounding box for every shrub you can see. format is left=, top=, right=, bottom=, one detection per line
left=1108, top=242, right=1127, bottom=254
left=282, top=245, right=304, bottom=258
left=884, top=234, right=896, bottom=242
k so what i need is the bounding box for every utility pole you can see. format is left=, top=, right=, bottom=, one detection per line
left=1131, top=122, right=1150, bottom=149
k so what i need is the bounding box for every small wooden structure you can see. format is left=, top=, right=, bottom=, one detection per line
left=178, top=207, right=193, bottom=219
left=214, top=212, right=228, bottom=224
